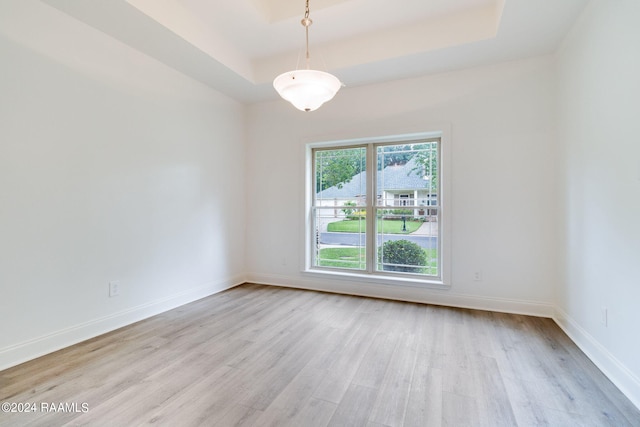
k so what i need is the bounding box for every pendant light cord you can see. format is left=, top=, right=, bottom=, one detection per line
left=302, top=0, right=312, bottom=69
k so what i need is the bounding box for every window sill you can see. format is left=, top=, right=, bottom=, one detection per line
left=302, top=268, right=450, bottom=291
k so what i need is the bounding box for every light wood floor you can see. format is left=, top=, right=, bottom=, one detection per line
left=1, top=284, right=639, bottom=426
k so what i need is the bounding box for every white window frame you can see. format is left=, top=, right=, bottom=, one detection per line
left=303, top=130, right=451, bottom=289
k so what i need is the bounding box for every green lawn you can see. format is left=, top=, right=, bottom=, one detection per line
left=327, top=219, right=422, bottom=234
left=317, top=247, right=367, bottom=269
left=317, top=247, right=438, bottom=275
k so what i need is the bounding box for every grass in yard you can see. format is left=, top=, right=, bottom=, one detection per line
left=318, top=247, right=438, bottom=275
left=317, top=247, right=366, bottom=269
left=327, top=219, right=422, bottom=234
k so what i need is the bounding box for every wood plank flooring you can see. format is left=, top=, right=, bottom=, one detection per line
left=1, top=283, right=639, bottom=426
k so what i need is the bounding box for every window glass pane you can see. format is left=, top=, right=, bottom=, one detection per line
left=314, top=147, right=367, bottom=271
left=376, top=142, right=439, bottom=276
left=376, top=208, right=438, bottom=275
left=314, top=207, right=366, bottom=270
left=315, top=147, right=367, bottom=206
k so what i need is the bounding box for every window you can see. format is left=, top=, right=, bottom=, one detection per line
left=307, top=133, right=448, bottom=286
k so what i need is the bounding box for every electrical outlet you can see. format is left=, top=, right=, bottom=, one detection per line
left=473, top=271, right=483, bottom=281
left=109, top=281, right=120, bottom=297
left=601, top=307, right=608, bottom=327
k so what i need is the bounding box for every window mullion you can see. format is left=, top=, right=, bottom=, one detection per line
left=366, top=143, right=376, bottom=273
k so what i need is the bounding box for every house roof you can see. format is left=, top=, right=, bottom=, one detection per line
left=317, top=157, right=430, bottom=200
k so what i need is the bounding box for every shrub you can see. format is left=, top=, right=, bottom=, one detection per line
left=389, top=209, right=413, bottom=216
left=379, top=239, right=426, bottom=272
left=342, top=201, right=357, bottom=217
left=347, top=210, right=366, bottom=220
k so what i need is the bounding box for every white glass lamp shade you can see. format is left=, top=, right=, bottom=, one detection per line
left=273, top=69, right=341, bottom=112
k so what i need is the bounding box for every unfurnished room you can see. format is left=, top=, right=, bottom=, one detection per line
left=1, top=0, right=639, bottom=426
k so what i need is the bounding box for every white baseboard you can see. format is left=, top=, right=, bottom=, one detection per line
left=246, top=272, right=555, bottom=318
left=0, top=276, right=244, bottom=372
left=554, top=308, right=640, bottom=410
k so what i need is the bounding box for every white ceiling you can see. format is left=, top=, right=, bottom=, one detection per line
left=41, top=0, right=589, bottom=104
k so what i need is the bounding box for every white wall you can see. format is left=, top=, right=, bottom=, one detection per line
left=556, top=0, right=640, bottom=408
left=246, top=56, right=558, bottom=316
left=0, top=1, right=246, bottom=369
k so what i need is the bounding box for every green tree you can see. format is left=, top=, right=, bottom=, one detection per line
left=316, top=148, right=365, bottom=192
left=411, top=142, right=438, bottom=192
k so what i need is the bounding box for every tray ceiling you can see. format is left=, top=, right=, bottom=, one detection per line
left=40, top=0, right=589, bottom=103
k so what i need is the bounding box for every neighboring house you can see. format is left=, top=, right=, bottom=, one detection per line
left=316, top=158, right=437, bottom=218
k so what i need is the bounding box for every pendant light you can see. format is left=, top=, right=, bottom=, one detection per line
left=273, top=0, right=342, bottom=112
